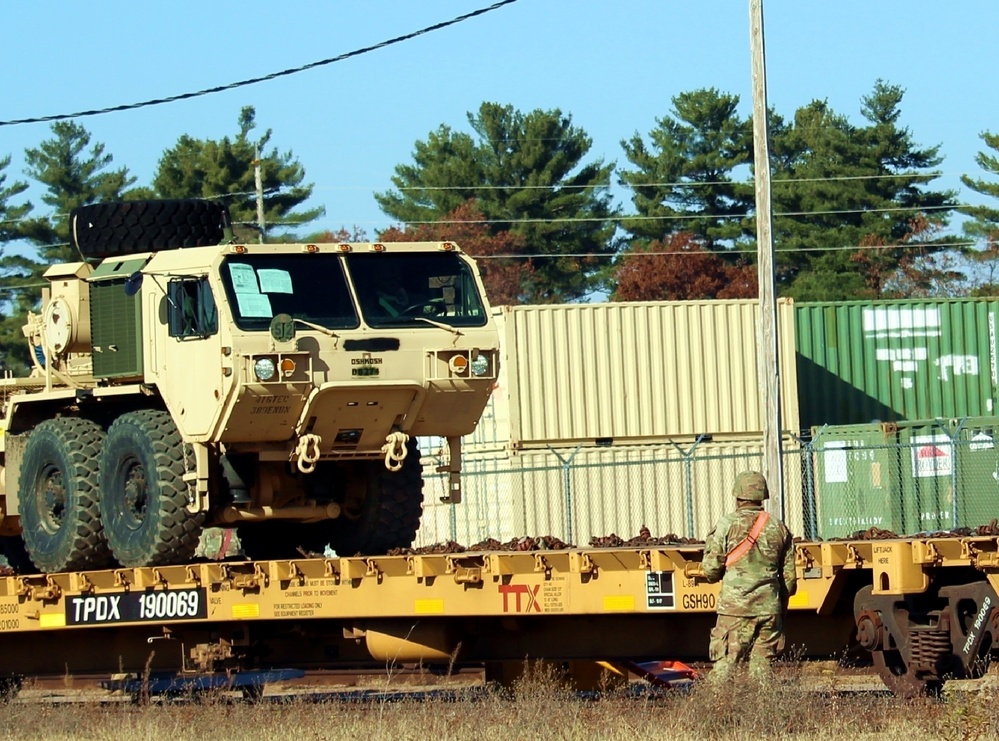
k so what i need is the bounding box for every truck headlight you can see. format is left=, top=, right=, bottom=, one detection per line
left=254, top=357, right=276, bottom=381
left=470, top=354, right=490, bottom=377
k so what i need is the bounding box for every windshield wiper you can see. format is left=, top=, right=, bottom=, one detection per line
left=411, top=316, right=463, bottom=336
left=292, top=317, right=341, bottom=342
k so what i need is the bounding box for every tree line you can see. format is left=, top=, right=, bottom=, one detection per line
left=3, top=82, right=999, bottom=374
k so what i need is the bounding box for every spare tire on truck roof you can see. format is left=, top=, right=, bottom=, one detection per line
left=70, top=199, right=231, bottom=259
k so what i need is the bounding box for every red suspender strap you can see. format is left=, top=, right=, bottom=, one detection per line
left=724, top=511, right=771, bottom=568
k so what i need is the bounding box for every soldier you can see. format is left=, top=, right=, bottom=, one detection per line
left=701, top=470, right=796, bottom=682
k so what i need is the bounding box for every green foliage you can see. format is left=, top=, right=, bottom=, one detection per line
left=0, top=155, right=35, bottom=373
left=619, top=88, right=755, bottom=251
left=0, top=122, right=138, bottom=374
left=0, top=155, right=31, bottom=244
left=21, top=121, right=138, bottom=264
left=615, top=82, right=959, bottom=301
left=153, top=106, right=323, bottom=242
left=376, top=102, right=618, bottom=303
left=961, top=131, right=999, bottom=245
left=958, top=131, right=999, bottom=292
left=772, top=81, right=959, bottom=300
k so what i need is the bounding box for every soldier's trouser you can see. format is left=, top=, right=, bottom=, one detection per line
left=707, top=613, right=785, bottom=682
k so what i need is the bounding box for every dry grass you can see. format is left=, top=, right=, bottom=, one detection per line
left=2, top=665, right=998, bottom=741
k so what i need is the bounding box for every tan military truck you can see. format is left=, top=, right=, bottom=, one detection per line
left=0, top=200, right=499, bottom=573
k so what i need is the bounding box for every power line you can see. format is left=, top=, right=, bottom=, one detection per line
left=471, top=240, right=978, bottom=260
left=397, top=202, right=969, bottom=226
left=369, top=170, right=949, bottom=192
left=0, top=0, right=520, bottom=128
left=0, top=241, right=976, bottom=276
left=3, top=199, right=975, bottom=230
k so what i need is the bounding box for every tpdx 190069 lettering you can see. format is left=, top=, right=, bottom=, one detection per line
left=66, top=588, right=208, bottom=626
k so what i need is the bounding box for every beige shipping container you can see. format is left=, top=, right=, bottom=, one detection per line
left=477, top=299, right=799, bottom=452
left=416, top=438, right=806, bottom=548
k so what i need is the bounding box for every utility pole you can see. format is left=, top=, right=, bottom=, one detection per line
left=254, top=147, right=266, bottom=244
left=749, top=0, right=785, bottom=517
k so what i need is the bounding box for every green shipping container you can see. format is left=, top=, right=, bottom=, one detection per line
left=813, top=418, right=999, bottom=539
left=811, top=423, right=904, bottom=539
left=897, top=418, right=999, bottom=532
left=796, top=299, right=999, bottom=430
left=897, top=423, right=956, bottom=533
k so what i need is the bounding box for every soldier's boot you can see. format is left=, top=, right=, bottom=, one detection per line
left=748, top=655, right=774, bottom=682
left=706, top=656, right=736, bottom=685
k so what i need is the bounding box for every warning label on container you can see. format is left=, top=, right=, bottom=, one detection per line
left=970, top=431, right=995, bottom=451
left=822, top=442, right=848, bottom=484
left=912, top=435, right=953, bottom=478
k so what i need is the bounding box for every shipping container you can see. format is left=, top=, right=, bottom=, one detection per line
left=898, top=417, right=999, bottom=532
left=811, top=423, right=904, bottom=539
left=811, top=417, right=999, bottom=539
left=472, top=299, right=799, bottom=452
left=416, top=437, right=807, bottom=548
left=950, top=419, right=999, bottom=529
left=796, top=298, right=999, bottom=429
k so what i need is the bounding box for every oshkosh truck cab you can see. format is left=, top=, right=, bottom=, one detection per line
left=0, top=200, right=499, bottom=573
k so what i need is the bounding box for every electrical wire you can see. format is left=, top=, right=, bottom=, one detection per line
left=0, top=239, right=978, bottom=284
left=470, top=240, right=978, bottom=260
left=1, top=193, right=977, bottom=229
left=0, top=0, right=520, bottom=128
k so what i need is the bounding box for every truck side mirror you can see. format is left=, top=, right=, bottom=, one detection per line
left=124, top=272, right=143, bottom=296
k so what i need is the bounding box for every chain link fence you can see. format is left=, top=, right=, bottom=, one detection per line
left=416, top=418, right=999, bottom=547
left=417, top=439, right=810, bottom=547
left=808, top=420, right=999, bottom=540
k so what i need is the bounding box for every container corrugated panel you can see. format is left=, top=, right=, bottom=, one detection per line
left=809, top=417, right=999, bottom=539
left=498, top=299, right=799, bottom=448
left=896, top=417, right=999, bottom=533
left=796, top=299, right=999, bottom=429
left=416, top=438, right=806, bottom=548
left=810, top=423, right=904, bottom=539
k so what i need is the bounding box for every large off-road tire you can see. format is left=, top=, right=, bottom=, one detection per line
left=98, top=410, right=205, bottom=568
left=327, top=439, right=424, bottom=557
left=18, top=418, right=112, bottom=573
left=70, top=200, right=231, bottom=259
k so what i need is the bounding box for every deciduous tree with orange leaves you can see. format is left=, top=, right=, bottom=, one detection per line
left=379, top=200, right=532, bottom=306
left=612, top=233, right=756, bottom=301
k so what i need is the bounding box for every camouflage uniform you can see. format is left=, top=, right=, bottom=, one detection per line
left=701, top=471, right=796, bottom=682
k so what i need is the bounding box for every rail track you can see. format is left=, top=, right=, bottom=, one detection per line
left=3, top=663, right=918, bottom=706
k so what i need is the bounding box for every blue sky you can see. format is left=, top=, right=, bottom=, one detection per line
left=3, top=0, right=998, bottom=241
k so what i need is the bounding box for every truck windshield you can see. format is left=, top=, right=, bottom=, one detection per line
left=346, top=252, right=488, bottom=328
left=219, top=254, right=360, bottom=331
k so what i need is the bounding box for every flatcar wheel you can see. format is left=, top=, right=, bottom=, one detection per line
left=871, top=649, right=939, bottom=698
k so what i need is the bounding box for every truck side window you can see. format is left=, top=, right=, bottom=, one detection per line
left=168, top=278, right=218, bottom=338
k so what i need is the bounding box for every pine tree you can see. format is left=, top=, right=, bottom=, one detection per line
left=2, top=123, right=135, bottom=374
left=619, top=88, right=755, bottom=251
left=377, top=102, right=617, bottom=303
left=772, top=81, right=958, bottom=299
left=0, top=155, right=35, bottom=373
left=958, top=130, right=999, bottom=293
left=22, top=120, right=137, bottom=264
left=153, top=106, right=322, bottom=242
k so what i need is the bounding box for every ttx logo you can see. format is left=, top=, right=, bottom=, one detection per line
left=498, top=583, right=542, bottom=613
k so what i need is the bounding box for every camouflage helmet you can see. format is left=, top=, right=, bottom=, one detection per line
left=733, top=470, right=769, bottom=501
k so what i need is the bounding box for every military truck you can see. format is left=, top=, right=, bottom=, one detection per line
left=0, top=200, right=499, bottom=573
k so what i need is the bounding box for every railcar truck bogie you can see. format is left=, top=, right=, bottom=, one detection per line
left=0, top=199, right=499, bottom=573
